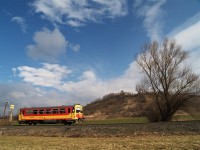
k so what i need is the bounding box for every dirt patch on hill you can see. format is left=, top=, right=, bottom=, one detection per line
left=0, top=121, right=200, bottom=137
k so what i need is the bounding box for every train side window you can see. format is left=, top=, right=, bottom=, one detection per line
left=39, top=109, right=44, bottom=114
left=53, top=109, right=58, bottom=114
left=46, top=109, right=51, bottom=114
left=33, top=110, right=38, bottom=114
left=60, top=108, right=66, bottom=113
left=68, top=108, right=71, bottom=113
left=26, top=110, right=33, bottom=114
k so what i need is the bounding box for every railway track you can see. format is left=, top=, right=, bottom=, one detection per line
left=0, top=120, right=200, bottom=137
left=12, top=122, right=141, bottom=126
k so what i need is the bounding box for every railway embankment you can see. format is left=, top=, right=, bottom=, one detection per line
left=0, top=120, right=200, bottom=137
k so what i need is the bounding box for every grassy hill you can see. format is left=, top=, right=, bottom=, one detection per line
left=84, top=91, right=147, bottom=119
left=83, top=91, right=200, bottom=120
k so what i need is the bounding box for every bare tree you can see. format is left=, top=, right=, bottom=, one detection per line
left=136, top=39, right=200, bottom=122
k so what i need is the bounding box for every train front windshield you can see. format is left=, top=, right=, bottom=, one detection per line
left=76, top=108, right=82, bottom=113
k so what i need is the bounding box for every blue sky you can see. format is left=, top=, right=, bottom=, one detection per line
left=0, top=0, right=200, bottom=112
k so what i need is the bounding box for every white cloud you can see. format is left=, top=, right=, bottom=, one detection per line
left=59, top=61, right=141, bottom=100
left=81, top=70, right=96, bottom=81
left=15, top=61, right=140, bottom=101
left=170, top=12, right=200, bottom=74
left=15, top=63, right=72, bottom=87
left=175, top=24, right=200, bottom=50
left=27, top=28, right=68, bottom=62
left=134, top=0, right=166, bottom=41
left=0, top=83, right=81, bottom=114
left=67, top=20, right=84, bottom=27
left=9, top=91, right=26, bottom=99
left=11, top=16, right=27, bottom=33
left=69, top=43, right=80, bottom=52
left=32, top=0, right=128, bottom=27
left=173, top=20, right=200, bottom=50
left=59, top=71, right=103, bottom=99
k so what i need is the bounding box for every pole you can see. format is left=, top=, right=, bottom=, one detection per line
left=9, top=109, right=13, bottom=123
left=3, top=101, right=8, bottom=120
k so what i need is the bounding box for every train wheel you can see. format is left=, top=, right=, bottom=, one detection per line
left=28, top=122, right=32, bottom=125
left=63, top=121, right=67, bottom=125
left=33, top=122, right=37, bottom=125
left=68, top=122, right=72, bottom=126
left=77, top=119, right=83, bottom=123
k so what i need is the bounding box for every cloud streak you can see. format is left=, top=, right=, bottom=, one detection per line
left=11, top=16, right=27, bottom=33
left=134, top=0, right=166, bottom=41
left=32, top=0, right=128, bottom=27
left=172, top=13, right=200, bottom=50
left=170, top=12, right=200, bottom=74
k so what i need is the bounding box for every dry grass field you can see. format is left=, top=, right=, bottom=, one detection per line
left=0, top=135, right=199, bottom=150
left=0, top=118, right=200, bottom=149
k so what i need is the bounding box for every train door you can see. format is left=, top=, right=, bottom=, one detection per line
left=74, top=105, right=84, bottom=122
left=66, top=107, right=73, bottom=119
left=18, top=109, right=25, bottom=122
left=71, top=107, right=75, bottom=119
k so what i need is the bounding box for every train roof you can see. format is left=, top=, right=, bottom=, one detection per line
left=20, top=104, right=82, bottom=110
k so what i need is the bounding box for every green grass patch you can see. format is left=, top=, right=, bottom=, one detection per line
left=172, top=114, right=200, bottom=121
left=83, top=114, right=200, bottom=125
left=83, top=117, right=149, bottom=124
left=1, top=114, right=200, bottom=126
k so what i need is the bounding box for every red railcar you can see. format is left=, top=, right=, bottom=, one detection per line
left=18, top=104, right=84, bottom=125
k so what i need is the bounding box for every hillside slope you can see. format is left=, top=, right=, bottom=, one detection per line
left=84, top=91, right=200, bottom=119
left=84, top=92, right=146, bottom=119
